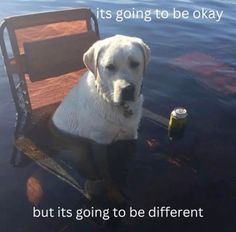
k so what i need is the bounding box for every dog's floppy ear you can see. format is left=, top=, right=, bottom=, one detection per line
left=83, top=40, right=102, bottom=76
left=134, top=38, right=151, bottom=71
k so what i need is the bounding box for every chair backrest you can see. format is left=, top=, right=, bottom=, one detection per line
left=0, top=8, right=99, bottom=118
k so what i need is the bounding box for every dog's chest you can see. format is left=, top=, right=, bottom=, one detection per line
left=78, top=97, right=139, bottom=143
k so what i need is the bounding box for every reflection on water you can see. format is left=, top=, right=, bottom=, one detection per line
left=0, top=0, right=236, bottom=231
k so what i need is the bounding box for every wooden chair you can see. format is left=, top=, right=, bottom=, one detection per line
left=0, top=8, right=99, bottom=130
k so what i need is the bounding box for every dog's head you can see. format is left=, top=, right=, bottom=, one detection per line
left=83, top=35, right=150, bottom=105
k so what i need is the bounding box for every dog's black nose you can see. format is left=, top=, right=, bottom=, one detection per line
left=121, top=84, right=135, bottom=101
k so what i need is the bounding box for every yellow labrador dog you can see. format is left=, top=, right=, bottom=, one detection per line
left=52, top=35, right=150, bottom=144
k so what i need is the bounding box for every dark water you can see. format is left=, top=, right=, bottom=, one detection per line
left=0, top=0, right=236, bottom=231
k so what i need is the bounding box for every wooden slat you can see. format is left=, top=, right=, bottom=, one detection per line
left=15, top=20, right=87, bottom=54
left=24, top=31, right=98, bottom=81
left=25, top=69, right=86, bottom=110
left=5, top=8, right=91, bottom=29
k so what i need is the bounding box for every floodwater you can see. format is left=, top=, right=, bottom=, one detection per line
left=0, top=0, right=236, bottom=231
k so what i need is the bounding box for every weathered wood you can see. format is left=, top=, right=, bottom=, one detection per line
left=15, top=20, right=88, bottom=55
left=25, top=69, right=86, bottom=110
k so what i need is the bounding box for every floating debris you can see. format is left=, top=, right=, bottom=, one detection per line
left=26, top=176, right=43, bottom=206
left=145, top=138, right=159, bottom=152
left=171, top=52, right=236, bottom=95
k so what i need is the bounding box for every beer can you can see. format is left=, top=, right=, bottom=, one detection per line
left=168, top=107, right=188, bottom=138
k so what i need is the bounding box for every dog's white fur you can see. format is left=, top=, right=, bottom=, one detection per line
left=52, top=35, right=150, bottom=144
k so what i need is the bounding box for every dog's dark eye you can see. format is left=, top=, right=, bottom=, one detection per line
left=130, top=61, right=140, bottom=68
left=106, top=64, right=116, bottom=71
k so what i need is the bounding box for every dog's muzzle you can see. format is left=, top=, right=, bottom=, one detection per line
left=121, top=84, right=135, bottom=102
